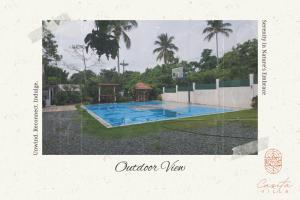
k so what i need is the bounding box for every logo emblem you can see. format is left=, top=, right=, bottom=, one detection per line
left=264, top=148, right=282, bottom=174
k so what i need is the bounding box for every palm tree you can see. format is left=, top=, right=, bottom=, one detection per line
left=110, top=20, right=138, bottom=73
left=202, top=20, right=232, bottom=66
left=153, top=33, right=179, bottom=64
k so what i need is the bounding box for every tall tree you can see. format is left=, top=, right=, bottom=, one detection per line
left=42, top=21, right=63, bottom=86
left=64, top=45, right=99, bottom=86
left=202, top=20, right=232, bottom=66
left=153, top=33, right=179, bottom=64
left=42, top=21, right=62, bottom=68
left=85, top=21, right=137, bottom=73
left=109, top=21, right=138, bottom=73
left=219, top=39, right=258, bottom=79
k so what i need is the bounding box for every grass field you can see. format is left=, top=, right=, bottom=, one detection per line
left=75, top=105, right=257, bottom=139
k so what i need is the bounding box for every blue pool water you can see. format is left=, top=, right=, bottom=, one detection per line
left=83, top=101, right=232, bottom=127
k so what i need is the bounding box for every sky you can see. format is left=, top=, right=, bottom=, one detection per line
left=53, top=20, right=257, bottom=75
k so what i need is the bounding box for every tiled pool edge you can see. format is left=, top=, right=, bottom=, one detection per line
left=82, top=104, right=243, bottom=128
left=105, top=110, right=238, bottom=128
left=81, top=105, right=112, bottom=128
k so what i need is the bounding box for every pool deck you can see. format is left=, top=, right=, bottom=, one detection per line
left=43, top=105, right=77, bottom=112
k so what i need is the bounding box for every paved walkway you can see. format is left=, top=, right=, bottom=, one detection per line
left=43, top=110, right=257, bottom=155
left=43, top=105, right=77, bottom=112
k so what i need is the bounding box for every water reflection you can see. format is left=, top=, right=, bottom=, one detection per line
left=151, top=109, right=178, bottom=118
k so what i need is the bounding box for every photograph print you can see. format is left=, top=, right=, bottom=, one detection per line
left=42, top=20, right=258, bottom=155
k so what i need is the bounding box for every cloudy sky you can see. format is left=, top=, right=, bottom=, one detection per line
left=53, top=20, right=257, bottom=75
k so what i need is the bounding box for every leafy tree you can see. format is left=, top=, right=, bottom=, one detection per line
left=199, top=49, right=217, bottom=71
left=84, top=21, right=119, bottom=62
left=70, top=70, right=98, bottom=102
left=70, top=70, right=96, bottom=84
left=141, top=64, right=175, bottom=89
left=234, top=39, right=257, bottom=75
left=98, top=68, right=121, bottom=83
left=86, top=20, right=138, bottom=71
left=188, top=39, right=257, bottom=82
left=219, top=39, right=258, bottom=79
left=109, top=20, right=138, bottom=73
left=42, top=21, right=64, bottom=87
left=42, top=21, right=62, bottom=68
left=64, top=44, right=99, bottom=88
left=44, top=65, right=69, bottom=85
left=120, top=71, right=141, bottom=97
left=187, top=67, right=231, bottom=83
left=203, top=20, right=232, bottom=65
left=153, top=33, right=179, bottom=64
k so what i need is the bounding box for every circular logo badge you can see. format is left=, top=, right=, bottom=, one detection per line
left=264, top=148, right=282, bottom=174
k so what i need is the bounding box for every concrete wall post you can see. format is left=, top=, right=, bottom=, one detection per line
left=216, top=79, right=220, bottom=106
left=98, top=87, right=101, bottom=103
left=249, top=73, right=254, bottom=98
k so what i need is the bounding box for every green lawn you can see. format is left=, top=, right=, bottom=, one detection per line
left=75, top=105, right=257, bottom=139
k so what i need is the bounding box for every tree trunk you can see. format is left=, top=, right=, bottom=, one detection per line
left=82, top=48, right=87, bottom=100
left=117, top=50, right=120, bottom=73
left=216, top=33, right=219, bottom=67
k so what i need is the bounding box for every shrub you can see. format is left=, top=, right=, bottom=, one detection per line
left=251, top=95, right=258, bottom=109
left=54, top=91, right=82, bottom=105
left=54, top=92, right=67, bottom=105
left=149, top=87, right=162, bottom=100
left=83, top=96, right=94, bottom=104
left=117, top=95, right=133, bottom=102
left=156, top=94, right=162, bottom=101
left=68, top=91, right=81, bottom=103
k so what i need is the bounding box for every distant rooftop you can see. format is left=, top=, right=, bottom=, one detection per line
left=134, top=82, right=152, bottom=90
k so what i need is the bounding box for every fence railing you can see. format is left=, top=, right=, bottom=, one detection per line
left=164, top=87, right=176, bottom=93
left=163, top=74, right=256, bottom=93
left=195, top=83, right=216, bottom=90
left=178, top=85, right=193, bottom=91
left=219, top=79, right=250, bottom=87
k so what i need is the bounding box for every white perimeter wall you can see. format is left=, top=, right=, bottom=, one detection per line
left=162, top=84, right=258, bottom=109
left=162, top=91, right=189, bottom=103
left=162, top=93, right=177, bottom=102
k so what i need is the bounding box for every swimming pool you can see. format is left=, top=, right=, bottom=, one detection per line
left=82, top=101, right=233, bottom=128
